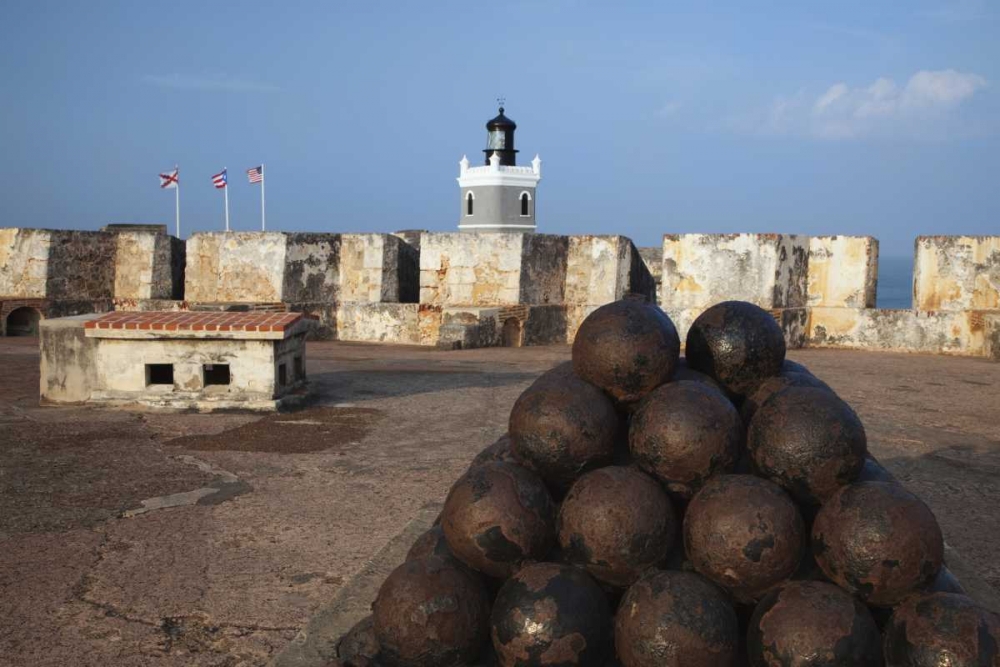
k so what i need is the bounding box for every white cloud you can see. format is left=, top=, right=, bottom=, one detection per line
left=142, top=73, right=279, bottom=93
left=752, top=69, right=987, bottom=139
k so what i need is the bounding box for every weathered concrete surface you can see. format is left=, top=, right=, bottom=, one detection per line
left=0, top=228, right=51, bottom=297
left=519, top=234, right=568, bottom=305
left=638, top=246, right=663, bottom=303
left=807, top=307, right=987, bottom=356
left=114, top=232, right=185, bottom=301
left=3, top=338, right=1000, bottom=667
left=186, top=232, right=417, bottom=308
left=986, top=313, right=1000, bottom=361
left=186, top=233, right=288, bottom=303
left=914, top=235, right=1000, bottom=311
left=339, top=234, right=418, bottom=304
left=0, top=228, right=117, bottom=301
left=336, top=303, right=421, bottom=345
left=419, top=233, right=525, bottom=306
left=283, top=234, right=340, bottom=304
left=807, top=236, right=878, bottom=308
left=661, top=233, right=809, bottom=309
left=38, top=314, right=101, bottom=403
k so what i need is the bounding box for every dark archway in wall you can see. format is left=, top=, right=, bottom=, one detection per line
left=6, top=307, right=41, bottom=336
left=502, top=318, right=523, bottom=348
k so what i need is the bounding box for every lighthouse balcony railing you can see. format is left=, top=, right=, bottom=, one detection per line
left=462, top=164, right=538, bottom=176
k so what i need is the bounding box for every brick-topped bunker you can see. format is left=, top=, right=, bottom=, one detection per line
left=40, top=310, right=309, bottom=411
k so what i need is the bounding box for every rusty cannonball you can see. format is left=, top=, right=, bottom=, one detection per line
left=748, top=386, right=867, bottom=505
left=630, top=381, right=743, bottom=499
left=442, top=461, right=556, bottom=579
left=509, top=367, right=619, bottom=490
left=686, top=301, right=786, bottom=398
left=856, top=455, right=898, bottom=484
left=739, top=371, right=832, bottom=425
left=684, top=475, right=805, bottom=603
left=671, top=357, right=725, bottom=392
left=406, top=525, right=456, bottom=563
left=337, top=615, right=381, bottom=667
left=572, top=300, right=681, bottom=404
left=781, top=359, right=812, bottom=376
left=372, top=555, right=491, bottom=667
left=557, top=466, right=677, bottom=587
left=615, top=570, right=739, bottom=667
left=491, top=562, right=612, bottom=667
left=812, top=481, right=944, bottom=607
left=747, top=581, right=882, bottom=667
left=883, top=592, right=1000, bottom=667
left=470, top=434, right=518, bottom=470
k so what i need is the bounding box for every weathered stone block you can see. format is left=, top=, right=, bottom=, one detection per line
left=660, top=233, right=808, bottom=309
left=113, top=232, right=184, bottom=300
left=46, top=231, right=117, bottom=300
left=0, top=228, right=117, bottom=301
left=914, top=236, right=1000, bottom=311
left=39, top=314, right=100, bottom=404
left=519, top=235, right=568, bottom=305
left=284, top=234, right=340, bottom=303
left=0, top=228, right=51, bottom=298
left=419, top=233, right=526, bottom=307
left=186, top=232, right=287, bottom=303
left=807, top=236, right=878, bottom=308
left=638, top=246, right=663, bottom=303
left=566, top=236, right=655, bottom=306
left=337, top=303, right=421, bottom=345
left=807, top=307, right=984, bottom=356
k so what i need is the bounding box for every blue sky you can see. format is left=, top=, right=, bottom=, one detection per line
left=1, top=1, right=997, bottom=257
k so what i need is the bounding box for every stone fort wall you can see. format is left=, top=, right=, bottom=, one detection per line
left=1, top=226, right=998, bottom=359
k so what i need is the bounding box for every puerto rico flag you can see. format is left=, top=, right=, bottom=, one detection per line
left=159, top=168, right=179, bottom=189
left=212, top=169, right=228, bottom=189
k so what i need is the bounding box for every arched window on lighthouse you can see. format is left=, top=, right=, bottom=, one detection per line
left=519, top=191, right=531, bottom=217
left=466, top=192, right=474, bottom=216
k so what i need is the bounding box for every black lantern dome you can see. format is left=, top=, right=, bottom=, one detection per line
left=484, top=107, right=518, bottom=166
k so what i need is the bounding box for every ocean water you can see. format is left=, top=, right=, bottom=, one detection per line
left=877, top=256, right=913, bottom=309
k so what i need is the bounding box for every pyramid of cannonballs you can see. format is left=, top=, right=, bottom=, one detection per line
left=333, top=300, right=1000, bottom=667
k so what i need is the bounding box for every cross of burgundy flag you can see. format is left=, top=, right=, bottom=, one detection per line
left=159, top=168, right=179, bottom=189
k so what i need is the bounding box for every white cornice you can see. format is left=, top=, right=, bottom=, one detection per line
left=457, top=172, right=541, bottom=188
left=458, top=155, right=541, bottom=189
left=457, top=223, right=537, bottom=230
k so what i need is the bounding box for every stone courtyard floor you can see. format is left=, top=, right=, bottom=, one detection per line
left=1, top=338, right=999, bottom=666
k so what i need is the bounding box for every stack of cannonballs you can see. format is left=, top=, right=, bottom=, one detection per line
left=333, top=299, right=1000, bottom=667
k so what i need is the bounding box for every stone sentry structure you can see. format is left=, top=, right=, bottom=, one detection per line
left=39, top=311, right=308, bottom=411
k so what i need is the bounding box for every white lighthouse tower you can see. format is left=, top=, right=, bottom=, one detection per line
left=457, top=105, right=541, bottom=233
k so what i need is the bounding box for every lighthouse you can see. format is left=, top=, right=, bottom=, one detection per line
left=457, top=105, right=541, bottom=233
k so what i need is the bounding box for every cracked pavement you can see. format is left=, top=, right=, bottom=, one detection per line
left=1, top=337, right=999, bottom=666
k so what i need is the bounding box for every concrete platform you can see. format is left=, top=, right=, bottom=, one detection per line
left=1, top=338, right=999, bottom=666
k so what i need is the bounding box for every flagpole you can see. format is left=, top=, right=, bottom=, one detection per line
left=224, top=168, right=231, bottom=232
left=260, top=163, right=266, bottom=231
left=175, top=165, right=180, bottom=238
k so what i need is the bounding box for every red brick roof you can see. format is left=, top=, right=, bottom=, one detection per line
left=84, top=311, right=303, bottom=333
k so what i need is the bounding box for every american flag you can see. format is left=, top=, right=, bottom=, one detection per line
left=159, top=168, right=179, bottom=189
left=212, top=169, right=228, bottom=189
left=247, top=166, right=263, bottom=184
